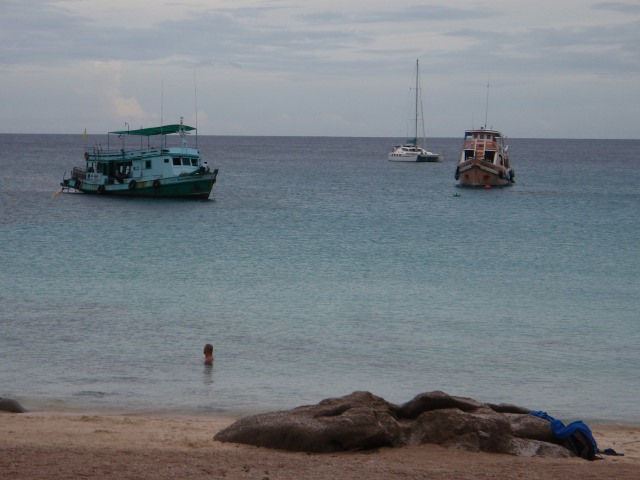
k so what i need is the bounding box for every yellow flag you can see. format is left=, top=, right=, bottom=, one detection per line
left=83, top=128, right=87, bottom=140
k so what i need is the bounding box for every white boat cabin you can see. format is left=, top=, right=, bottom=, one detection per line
left=85, top=146, right=204, bottom=186
left=83, top=122, right=208, bottom=187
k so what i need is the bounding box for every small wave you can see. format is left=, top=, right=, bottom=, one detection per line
left=73, top=391, right=116, bottom=398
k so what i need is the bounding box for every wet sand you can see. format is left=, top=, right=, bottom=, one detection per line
left=1, top=412, right=638, bottom=479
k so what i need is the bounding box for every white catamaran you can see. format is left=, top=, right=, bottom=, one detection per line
left=60, top=119, right=218, bottom=199
left=388, top=60, right=443, bottom=163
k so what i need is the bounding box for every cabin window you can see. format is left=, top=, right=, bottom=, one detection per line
left=145, top=160, right=151, bottom=169
left=191, top=159, right=198, bottom=166
left=173, top=158, right=181, bottom=166
left=181, top=158, right=190, bottom=166
left=164, top=158, right=169, bottom=163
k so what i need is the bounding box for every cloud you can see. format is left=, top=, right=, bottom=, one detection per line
left=85, top=62, right=154, bottom=123
left=297, top=5, right=498, bottom=24
left=0, top=1, right=639, bottom=137
left=593, top=2, right=640, bottom=14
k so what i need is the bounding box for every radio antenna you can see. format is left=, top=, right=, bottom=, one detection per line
left=194, top=70, right=198, bottom=147
left=484, top=76, right=490, bottom=129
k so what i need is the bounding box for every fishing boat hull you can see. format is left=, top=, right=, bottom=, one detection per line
left=61, top=170, right=218, bottom=199
left=455, top=159, right=513, bottom=187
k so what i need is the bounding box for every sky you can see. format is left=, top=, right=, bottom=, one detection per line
left=0, top=0, right=638, bottom=138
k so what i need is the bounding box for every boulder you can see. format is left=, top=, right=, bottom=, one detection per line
left=214, top=391, right=573, bottom=458
left=0, top=398, right=27, bottom=413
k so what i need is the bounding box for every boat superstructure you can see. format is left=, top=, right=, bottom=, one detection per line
left=61, top=120, right=218, bottom=199
left=388, top=60, right=443, bottom=163
left=455, top=127, right=514, bottom=187
left=388, top=142, right=443, bottom=162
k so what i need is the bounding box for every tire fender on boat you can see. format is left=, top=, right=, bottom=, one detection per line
left=74, top=180, right=81, bottom=190
left=153, top=179, right=161, bottom=188
left=97, top=185, right=105, bottom=194
left=498, top=170, right=504, bottom=179
left=455, top=167, right=460, bottom=180
left=128, top=180, right=137, bottom=190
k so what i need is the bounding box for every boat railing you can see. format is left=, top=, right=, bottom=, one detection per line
left=88, top=147, right=164, bottom=161
left=72, top=166, right=86, bottom=180
left=463, top=140, right=499, bottom=151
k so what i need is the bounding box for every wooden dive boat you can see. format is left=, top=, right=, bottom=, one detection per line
left=455, top=127, right=514, bottom=187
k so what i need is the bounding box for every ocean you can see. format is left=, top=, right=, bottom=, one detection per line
left=1, top=134, right=638, bottom=424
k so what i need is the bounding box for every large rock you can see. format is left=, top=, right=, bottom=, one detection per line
left=214, top=391, right=573, bottom=458
left=0, top=398, right=27, bottom=413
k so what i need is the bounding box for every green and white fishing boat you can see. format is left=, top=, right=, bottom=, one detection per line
left=60, top=119, right=218, bottom=199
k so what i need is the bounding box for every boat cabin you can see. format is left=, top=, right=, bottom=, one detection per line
left=461, top=128, right=509, bottom=165
left=83, top=123, right=207, bottom=186
left=85, top=147, right=204, bottom=186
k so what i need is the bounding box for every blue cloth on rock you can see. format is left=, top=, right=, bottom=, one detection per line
left=529, top=410, right=598, bottom=457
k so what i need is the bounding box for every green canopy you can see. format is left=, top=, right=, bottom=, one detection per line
left=109, top=124, right=196, bottom=136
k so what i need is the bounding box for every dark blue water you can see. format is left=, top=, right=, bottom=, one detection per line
left=1, top=134, right=638, bottom=424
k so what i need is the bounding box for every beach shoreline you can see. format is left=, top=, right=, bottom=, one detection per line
left=2, top=411, right=638, bottom=479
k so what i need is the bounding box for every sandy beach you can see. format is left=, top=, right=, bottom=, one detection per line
left=1, top=412, right=638, bottom=479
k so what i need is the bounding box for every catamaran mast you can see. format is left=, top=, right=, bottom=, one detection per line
left=415, top=59, right=420, bottom=143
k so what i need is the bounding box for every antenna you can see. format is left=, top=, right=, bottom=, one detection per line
left=194, top=70, right=198, bottom=148
left=484, top=76, right=490, bottom=129
left=160, top=80, right=164, bottom=147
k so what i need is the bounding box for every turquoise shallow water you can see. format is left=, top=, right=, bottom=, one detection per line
left=1, top=134, right=639, bottom=423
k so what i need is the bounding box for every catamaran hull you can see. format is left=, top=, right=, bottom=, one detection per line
left=389, top=153, right=443, bottom=162
left=456, top=160, right=513, bottom=187
left=62, top=171, right=218, bottom=199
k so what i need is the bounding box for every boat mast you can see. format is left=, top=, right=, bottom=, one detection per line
left=194, top=70, right=198, bottom=148
left=484, top=77, right=490, bottom=129
left=414, top=59, right=419, bottom=144
left=160, top=80, right=165, bottom=148
left=179, top=117, right=187, bottom=150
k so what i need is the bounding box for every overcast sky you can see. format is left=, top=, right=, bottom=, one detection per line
left=1, top=0, right=638, bottom=138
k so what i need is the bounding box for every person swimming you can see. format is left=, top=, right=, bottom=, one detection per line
left=203, top=343, right=214, bottom=365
